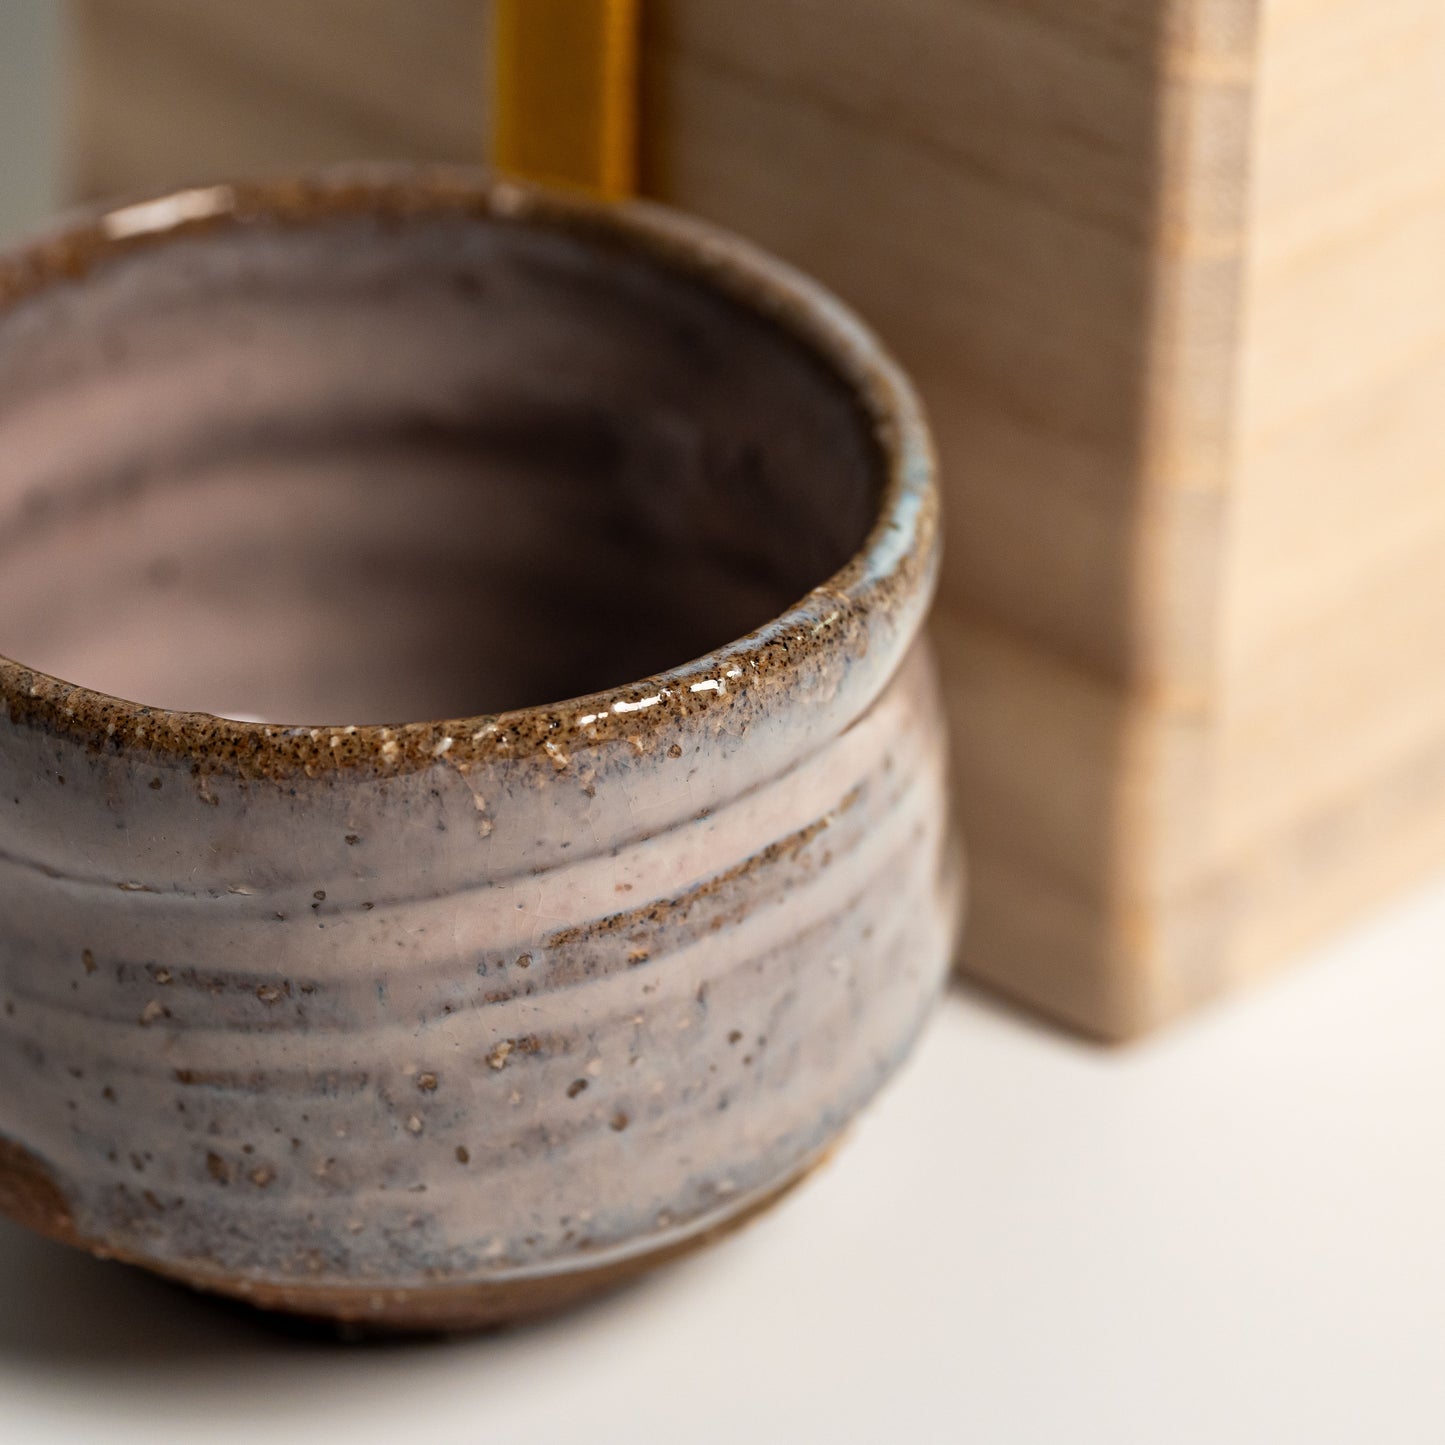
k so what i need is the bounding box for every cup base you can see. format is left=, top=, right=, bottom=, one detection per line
left=1, top=1135, right=833, bottom=1335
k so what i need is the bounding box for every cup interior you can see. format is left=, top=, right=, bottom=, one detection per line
left=0, top=204, right=881, bottom=723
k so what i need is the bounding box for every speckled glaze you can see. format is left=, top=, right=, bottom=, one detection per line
left=0, top=169, right=957, bottom=1330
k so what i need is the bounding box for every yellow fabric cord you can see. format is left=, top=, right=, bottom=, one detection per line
left=491, top=0, right=640, bottom=199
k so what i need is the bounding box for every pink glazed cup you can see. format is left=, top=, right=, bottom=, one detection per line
left=0, top=169, right=957, bottom=1330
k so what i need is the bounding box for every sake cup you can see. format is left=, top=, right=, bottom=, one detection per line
left=0, top=168, right=957, bottom=1330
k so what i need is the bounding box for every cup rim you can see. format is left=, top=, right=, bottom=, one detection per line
left=0, top=166, right=938, bottom=778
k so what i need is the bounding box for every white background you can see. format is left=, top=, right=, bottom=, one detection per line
left=4, top=872, right=1445, bottom=1445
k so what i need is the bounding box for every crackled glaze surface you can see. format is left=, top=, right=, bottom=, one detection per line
left=0, top=170, right=956, bottom=1329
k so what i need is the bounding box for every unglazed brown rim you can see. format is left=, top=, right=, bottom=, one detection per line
left=0, top=165, right=938, bottom=778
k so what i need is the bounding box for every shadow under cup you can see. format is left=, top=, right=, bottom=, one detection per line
left=0, top=174, right=953, bottom=1332
left=0, top=193, right=878, bottom=723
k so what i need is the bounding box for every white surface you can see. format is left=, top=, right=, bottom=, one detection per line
left=3, top=875, right=1445, bottom=1444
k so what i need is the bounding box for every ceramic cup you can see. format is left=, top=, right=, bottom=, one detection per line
left=0, top=169, right=957, bottom=1330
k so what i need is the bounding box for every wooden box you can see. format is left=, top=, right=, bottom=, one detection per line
left=642, top=0, right=1445, bottom=1038
left=70, top=0, right=1445, bottom=1037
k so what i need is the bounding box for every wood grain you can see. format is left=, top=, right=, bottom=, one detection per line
left=70, top=0, right=491, bottom=198
left=643, top=0, right=1445, bottom=1035
left=640, top=0, right=1254, bottom=1035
